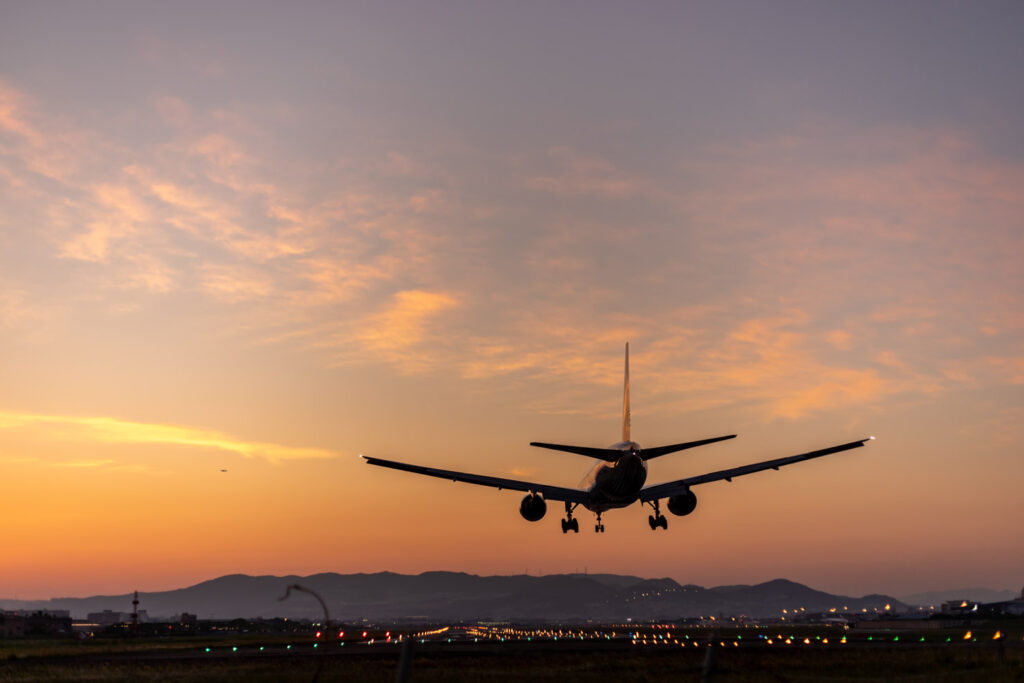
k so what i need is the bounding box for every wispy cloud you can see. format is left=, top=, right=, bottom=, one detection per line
left=0, top=411, right=337, bottom=463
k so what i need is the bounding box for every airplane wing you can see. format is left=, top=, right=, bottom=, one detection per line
left=638, top=438, right=872, bottom=502
left=362, top=456, right=590, bottom=504
left=640, top=434, right=737, bottom=460
left=528, top=442, right=619, bottom=461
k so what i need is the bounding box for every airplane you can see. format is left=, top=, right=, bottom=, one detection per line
left=363, top=343, right=873, bottom=533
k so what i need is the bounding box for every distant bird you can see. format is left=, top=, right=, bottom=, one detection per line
left=220, top=469, right=228, bottom=473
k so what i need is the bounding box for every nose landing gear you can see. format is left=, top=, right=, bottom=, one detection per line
left=561, top=502, right=580, bottom=533
left=644, top=499, right=668, bottom=530
left=595, top=511, right=605, bottom=533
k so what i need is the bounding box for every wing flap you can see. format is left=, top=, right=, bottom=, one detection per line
left=639, top=438, right=872, bottom=501
left=363, top=456, right=590, bottom=504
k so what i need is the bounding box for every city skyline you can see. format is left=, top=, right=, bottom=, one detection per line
left=1, top=2, right=1022, bottom=599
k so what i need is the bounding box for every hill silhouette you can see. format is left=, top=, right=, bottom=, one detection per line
left=1, top=572, right=906, bottom=621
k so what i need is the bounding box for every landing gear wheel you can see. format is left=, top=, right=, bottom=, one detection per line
left=595, top=524, right=605, bottom=533
left=561, top=503, right=580, bottom=534
left=645, top=500, right=669, bottom=530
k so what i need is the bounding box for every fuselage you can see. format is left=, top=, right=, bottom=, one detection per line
left=580, top=441, right=648, bottom=512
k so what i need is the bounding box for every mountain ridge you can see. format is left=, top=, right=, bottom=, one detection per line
left=1, top=572, right=911, bottom=621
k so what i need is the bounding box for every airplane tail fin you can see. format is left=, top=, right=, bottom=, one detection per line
left=622, top=342, right=630, bottom=443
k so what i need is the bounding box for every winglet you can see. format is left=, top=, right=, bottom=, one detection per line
left=622, top=342, right=630, bottom=443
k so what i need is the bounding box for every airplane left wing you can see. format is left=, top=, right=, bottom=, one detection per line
left=362, top=456, right=590, bottom=504
left=639, top=438, right=872, bottom=502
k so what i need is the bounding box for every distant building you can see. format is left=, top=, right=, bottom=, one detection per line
left=941, top=600, right=979, bottom=615
left=0, top=612, right=26, bottom=638
left=85, top=610, right=148, bottom=626
left=1, top=610, right=72, bottom=636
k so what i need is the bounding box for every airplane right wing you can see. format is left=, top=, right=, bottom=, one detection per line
left=362, top=456, right=590, bottom=504
left=639, top=438, right=872, bottom=501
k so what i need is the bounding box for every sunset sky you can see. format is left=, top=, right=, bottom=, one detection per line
left=1, top=2, right=1022, bottom=601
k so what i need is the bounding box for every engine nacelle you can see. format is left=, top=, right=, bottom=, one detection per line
left=519, top=493, right=547, bottom=522
left=667, top=489, right=697, bottom=516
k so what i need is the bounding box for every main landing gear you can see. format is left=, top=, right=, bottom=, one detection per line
left=560, top=503, right=606, bottom=533
left=645, top=499, right=668, bottom=530
left=561, top=502, right=579, bottom=534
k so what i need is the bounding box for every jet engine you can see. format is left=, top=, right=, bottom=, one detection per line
left=667, top=489, right=697, bottom=516
left=519, top=493, right=547, bottom=521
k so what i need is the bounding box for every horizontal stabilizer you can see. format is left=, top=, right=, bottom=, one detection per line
left=641, top=434, right=737, bottom=460
left=528, top=442, right=620, bottom=462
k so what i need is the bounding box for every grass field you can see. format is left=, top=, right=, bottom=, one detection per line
left=1, top=625, right=1022, bottom=681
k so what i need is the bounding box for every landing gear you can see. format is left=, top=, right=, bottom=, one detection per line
left=644, top=499, right=668, bottom=530
left=594, top=511, right=605, bottom=533
left=561, top=502, right=579, bottom=534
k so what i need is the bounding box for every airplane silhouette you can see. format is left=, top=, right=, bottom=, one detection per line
left=363, top=343, right=872, bottom=533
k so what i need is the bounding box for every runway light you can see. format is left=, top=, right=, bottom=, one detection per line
left=964, top=631, right=972, bottom=640
left=994, top=631, right=1003, bottom=640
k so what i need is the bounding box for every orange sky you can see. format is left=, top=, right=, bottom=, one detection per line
left=1, top=2, right=1022, bottom=600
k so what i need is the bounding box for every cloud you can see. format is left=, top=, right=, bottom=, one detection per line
left=0, top=411, right=337, bottom=463
left=358, top=290, right=459, bottom=351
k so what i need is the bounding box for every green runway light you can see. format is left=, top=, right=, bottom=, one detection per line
left=893, top=636, right=899, bottom=642
left=205, top=647, right=211, bottom=653
left=232, top=647, right=237, bottom=652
